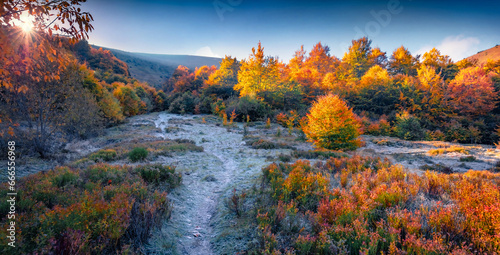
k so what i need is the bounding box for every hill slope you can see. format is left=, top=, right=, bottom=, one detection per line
left=466, top=44, right=500, bottom=64
left=92, top=46, right=222, bottom=88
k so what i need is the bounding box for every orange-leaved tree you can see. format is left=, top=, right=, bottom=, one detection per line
left=447, top=66, right=498, bottom=118
left=0, top=0, right=94, bottom=89
left=0, top=0, right=94, bottom=135
left=303, top=94, right=362, bottom=150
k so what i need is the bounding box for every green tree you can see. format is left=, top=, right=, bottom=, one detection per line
left=394, top=111, right=425, bottom=141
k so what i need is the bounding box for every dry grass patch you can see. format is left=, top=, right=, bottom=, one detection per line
left=428, top=145, right=470, bottom=156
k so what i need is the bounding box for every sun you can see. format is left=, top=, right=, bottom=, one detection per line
left=20, top=20, right=34, bottom=33
left=16, top=12, right=35, bottom=33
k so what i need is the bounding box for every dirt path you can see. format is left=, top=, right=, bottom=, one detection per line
left=145, top=113, right=286, bottom=254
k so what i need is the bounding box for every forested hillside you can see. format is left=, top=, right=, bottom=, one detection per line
left=96, top=46, right=222, bottom=88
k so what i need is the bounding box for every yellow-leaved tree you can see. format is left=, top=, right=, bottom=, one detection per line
left=234, top=42, right=280, bottom=97
left=303, top=94, right=362, bottom=150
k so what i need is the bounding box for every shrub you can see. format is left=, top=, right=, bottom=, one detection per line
left=89, top=149, right=117, bottom=162
left=85, top=163, right=128, bottom=184
left=394, top=111, right=425, bottom=140
left=251, top=156, right=500, bottom=254
left=445, top=120, right=469, bottom=143
left=459, top=156, right=476, bottom=162
left=278, top=153, right=292, bottom=162
left=303, top=94, right=362, bottom=150
left=225, top=95, right=271, bottom=121
left=194, top=95, right=213, bottom=114
left=0, top=163, right=172, bottom=254
left=225, top=189, right=246, bottom=217
left=113, top=85, right=144, bottom=117
left=51, top=169, right=79, bottom=188
left=168, top=92, right=196, bottom=114
left=428, top=129, right=446, bottom=141
left=129, top=147, right=148, bottom=162
left=211, top=98, right=226, bottom=117
left=420, top=163, right=454, bottom=174
left=491, top=161, right=500, bottom=173
left=292, top=150, right=347, bottom=160
left=135, top=164, right=181, bottom=188
left=249, top=139, right=294, bottom=150
left=160, top=142, right=204, bottom=154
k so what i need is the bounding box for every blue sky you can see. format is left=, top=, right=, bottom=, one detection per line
left=83, top=0, right=500, bottom=62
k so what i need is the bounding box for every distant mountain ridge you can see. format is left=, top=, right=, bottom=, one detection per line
left=91, top=45, right=222, bottom=88
left=465, top=44, right=500, bottom=65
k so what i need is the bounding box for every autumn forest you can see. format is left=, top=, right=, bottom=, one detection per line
left=1, top=0, right=499, bottom=254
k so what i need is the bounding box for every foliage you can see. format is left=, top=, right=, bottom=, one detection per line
left=225, top=189, right=247, bottom=217
left=129, top=147, right=148, bottom=162
left=303, top=94, right=362, bottom=150
left=211, top=98, right=227, bottom=117
left=89, top=149, right=117, bottom=162
left=251, top=155, right=500, bottom=254
left=113, top=84, right=145, bottom=117
left=135, top=164, right=181, bottom=188
left=276, top=110, right=299, bottom=135
left=249, top=139, right=294, bottom=150
left=0, top=0, right=95, bottom=140
left=225, top=95, right=271, bottom=121
left=388, top=46, right=419, bottom=75
left=205, top=55, right=240, bottom=89
left=291, top=150, right=347, bottom=159
left=1, top=0, right=93, bottom=40
left=447, top=66, right=498, bottom=118
left=346, top=65, right=399, bottom=115
left=235, top=42, right=282, bottom=97
left=421, top=48, right=452, bottom=73
left=71, top=42, right=129, bottom=76
left=1, top=52, right=103, bottom=156
left=362, top=115, right=391, bottom=136
left=393, top=111, right=425, bottom=141
left=342, top=37, right=385, bottom=78
left=0, top=163, right=176, bottom=254
left=168, top=92, right=196, bottom=114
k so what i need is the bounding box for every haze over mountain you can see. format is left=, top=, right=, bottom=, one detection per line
left=93, top=45, right=221, bottom=88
